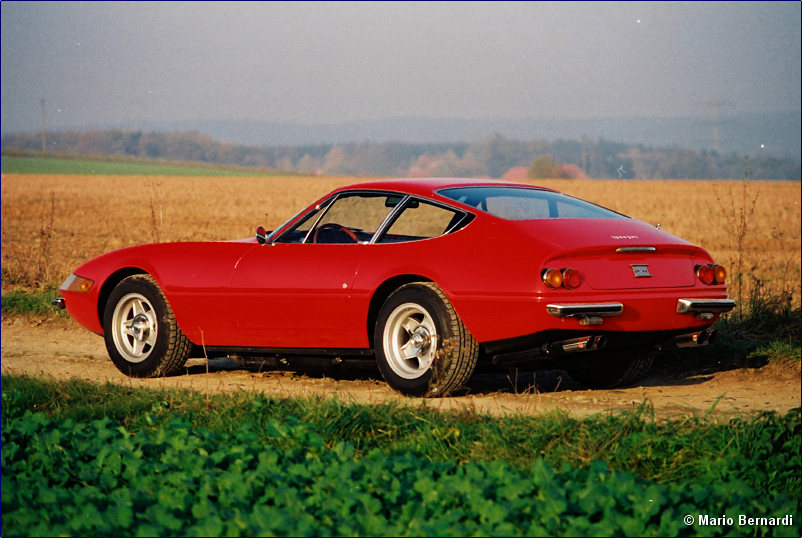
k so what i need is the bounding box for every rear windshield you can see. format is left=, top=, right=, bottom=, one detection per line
left=438, top=186, right=626, bottom=220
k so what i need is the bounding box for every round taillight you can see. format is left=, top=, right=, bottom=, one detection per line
left=696, top=264, right=714, bottom=285
left=713, top=264, right=726, bottom=284
left=542, top=268, right=563, bottom=289
left=562, top=268, right=583, bottom=289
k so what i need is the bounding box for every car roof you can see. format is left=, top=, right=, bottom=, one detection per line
left=332, top=177, right=555, bottom=199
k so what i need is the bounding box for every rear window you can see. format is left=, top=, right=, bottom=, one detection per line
left=438, top=186, right=626, bottom=220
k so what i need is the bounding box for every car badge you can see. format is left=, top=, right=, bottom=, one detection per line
left=631, top=264, right=652, bottom=278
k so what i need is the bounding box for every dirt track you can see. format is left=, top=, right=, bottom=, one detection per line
left=2, top=318, right=799, bottom=419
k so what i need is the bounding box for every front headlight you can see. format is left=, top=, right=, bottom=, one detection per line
left=59, top=273, right=94, bottom=293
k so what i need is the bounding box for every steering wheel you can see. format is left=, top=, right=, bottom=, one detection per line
left=312, top=223, right=360, bottom=244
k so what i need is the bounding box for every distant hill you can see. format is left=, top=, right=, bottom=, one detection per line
left=91, top=111, right=801, bottom=162
left=2, top=128, right=799, bottom=180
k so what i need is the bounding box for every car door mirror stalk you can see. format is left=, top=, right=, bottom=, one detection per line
left=256, top=226, right=268, bottom=244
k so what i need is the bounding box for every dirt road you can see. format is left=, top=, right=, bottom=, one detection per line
left=2, top=318, right=799, bottom=419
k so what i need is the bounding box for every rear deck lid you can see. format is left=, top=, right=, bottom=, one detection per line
left=512, top=218, right=704, bottom=290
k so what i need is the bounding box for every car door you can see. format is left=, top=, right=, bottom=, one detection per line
left=226, top=192, right=398, bottom=349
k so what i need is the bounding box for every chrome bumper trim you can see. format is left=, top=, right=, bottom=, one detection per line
left=676, top=298, right=736, bottom=314
left=546, top=302, right=624, bottom=318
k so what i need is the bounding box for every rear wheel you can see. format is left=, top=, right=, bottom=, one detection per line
left=567, top=351, right=653, bottom=389
left=103, top=275, right=191, bottom=377
left=374, top=282, right=478, bottom=397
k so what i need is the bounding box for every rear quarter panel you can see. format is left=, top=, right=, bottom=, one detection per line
left=353, top=218, right=553, bottom=343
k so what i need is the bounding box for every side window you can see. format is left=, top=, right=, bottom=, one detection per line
left=273, top=201, right=329, bottom=243
left=310, top=194, right=395, bottom=243
left=379, top=200, right=464, bottom=243
left=276, top=193, right=395, bottom=244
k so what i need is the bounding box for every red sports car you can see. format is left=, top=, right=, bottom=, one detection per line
left=54, top=178, right=734, bottom=396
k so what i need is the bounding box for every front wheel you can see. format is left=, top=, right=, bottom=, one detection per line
left=374, top=282, right=478, bottom=397
left=103, top=275, right=191, bottom=377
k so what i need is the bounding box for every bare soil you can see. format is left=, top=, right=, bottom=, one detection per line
left=2, top=318, right=799, bottom=419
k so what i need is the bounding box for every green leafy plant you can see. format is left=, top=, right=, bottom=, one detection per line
left=2, top=376, right=800, bottom=536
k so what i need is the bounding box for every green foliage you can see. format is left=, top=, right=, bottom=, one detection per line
left=0, top=153, right=283, bottom=177
left=528, top=154, right=562, bottom=178
left=713, top=284, right=802, bottom=365
left=750, top=341, right=801, bottom=364
left=2, top=375, right=800, bottom=536
left=2, top=392, right=799, bottom=537
left=1, top=288, right=67, bottom=317
left=3, top=375, right=799, bottom=499
left=723, top=286, right=801, bottom=346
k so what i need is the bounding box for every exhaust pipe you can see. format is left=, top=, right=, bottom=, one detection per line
left=542, top=335, right=607, bottom=356
left=706, top=329, right=717, bottom=345
left=661, top=329, right=717, bottom=350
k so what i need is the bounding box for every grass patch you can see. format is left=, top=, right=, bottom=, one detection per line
left=3, top=374, right=800, bottom=499
left=1, top=152, right=286, bottom=177
left=0, top=288, right=67, bottom=318
left=750, top=340, right=802, bottom=365
left=713, top=287, right=801, bottom=365
left=2, top=375, right=799, bottom=536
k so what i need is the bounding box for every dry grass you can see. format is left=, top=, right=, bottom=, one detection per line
left=2, top=174, right=799, bottom=307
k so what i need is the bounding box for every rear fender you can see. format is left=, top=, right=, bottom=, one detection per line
left=366, top=274, right=433, bottom=348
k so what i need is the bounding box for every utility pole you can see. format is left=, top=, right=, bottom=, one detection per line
left=581, top=135, right=589, bottom=175
left=40, top=99, right=47, bottom=152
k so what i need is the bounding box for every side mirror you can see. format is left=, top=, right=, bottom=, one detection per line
left=256, top=226, right=268, bottom=244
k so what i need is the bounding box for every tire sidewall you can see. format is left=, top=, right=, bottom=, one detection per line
left=103, top=275, right=175, bottom=377
left=374, top=284, right=455, bottom=395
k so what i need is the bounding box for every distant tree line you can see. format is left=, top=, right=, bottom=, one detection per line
left=1, top=129, right=798, bottom=180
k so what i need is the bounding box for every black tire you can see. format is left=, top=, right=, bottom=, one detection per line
left=567, top=352, right=653, bottom=389
left=374, top=282, right=478, bottom=397
left=103, top=275, right=191, bottom=377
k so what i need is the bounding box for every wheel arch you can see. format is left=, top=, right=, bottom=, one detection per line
left=96, top=267, right=149, bottom=330
left=366, top=274, right=433, bottom=348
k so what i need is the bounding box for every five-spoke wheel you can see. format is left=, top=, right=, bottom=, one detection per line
left=110, top=292, right=159, bottom=363
left=382, top=303, right=439, bottom=380
left=374, top=282, right=478, bottom=397
left=103, top=275, right=191, bottom=377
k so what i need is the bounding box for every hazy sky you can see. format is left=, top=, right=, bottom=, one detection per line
left=2, top=1, right=800, bottom=133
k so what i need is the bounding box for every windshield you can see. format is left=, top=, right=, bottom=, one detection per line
left=438, top=186, right=626, bottom=220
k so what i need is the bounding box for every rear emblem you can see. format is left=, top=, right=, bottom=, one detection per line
left=631, top=264, right=652, bottom=278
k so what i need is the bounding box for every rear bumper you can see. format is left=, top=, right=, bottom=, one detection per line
left=480, top=292, right=735, bottom=365
left=546, top=302, right=624, bottom=318
left=543, top=296, right=735, bottom=326
left=429, top=285, right=735, bottom=344
left=546, top=302, right=623, bottom=325
left=676, top=298, right=736, bottom=314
